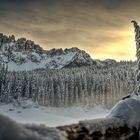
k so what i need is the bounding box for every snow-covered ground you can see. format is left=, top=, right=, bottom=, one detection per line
left=0, top=100, right=108, bottom=127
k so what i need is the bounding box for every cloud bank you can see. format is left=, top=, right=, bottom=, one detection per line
left=0, top=0, right=139, bottom=60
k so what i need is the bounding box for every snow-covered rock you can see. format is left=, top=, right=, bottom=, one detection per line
left=79, top=98, right=140, bottom=135
left=108, top=98, right=140, bottom=127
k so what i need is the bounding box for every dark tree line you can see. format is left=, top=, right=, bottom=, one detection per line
left=0, top=62, right=136, bottom=109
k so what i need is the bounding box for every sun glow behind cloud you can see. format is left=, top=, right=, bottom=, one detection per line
left=0, top=0, right=139, bottom=61
left=86, top=26, right=136, bottom=61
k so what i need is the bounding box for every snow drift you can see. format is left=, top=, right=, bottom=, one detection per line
left=0, top=114, right=65, bottom=140
left=108, top=98, right=140, bottom=127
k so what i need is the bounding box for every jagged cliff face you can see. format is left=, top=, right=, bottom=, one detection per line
left=132, top=21, right=140, bottom=94
left=0, top=34, right=94, bottom=71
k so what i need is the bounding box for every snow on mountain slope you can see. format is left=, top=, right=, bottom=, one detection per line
left=0, top=100, right=108, bottom=127
left=0, top=34, right=94, bottom=71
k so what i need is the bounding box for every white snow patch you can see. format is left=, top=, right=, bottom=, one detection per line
left=7, top=52, right=78, bottom=71
left=0, top=101, right=108, bottom=127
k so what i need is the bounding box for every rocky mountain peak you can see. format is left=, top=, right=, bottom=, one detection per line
left=0, top=33, right=95, bottom=71
left=0, top=34, right=44, bottom=55
left=47, top=48, right=64, bottom=56
left=46, top=47, right=91, bottom=57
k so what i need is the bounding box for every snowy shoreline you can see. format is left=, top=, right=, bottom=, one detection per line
left=0, top=101, right=108, bottom=127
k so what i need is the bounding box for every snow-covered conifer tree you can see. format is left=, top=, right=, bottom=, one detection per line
left=131, top=20, right=140, bottom=94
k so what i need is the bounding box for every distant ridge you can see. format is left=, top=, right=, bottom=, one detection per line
left=0, top=33, right=96, bottom=71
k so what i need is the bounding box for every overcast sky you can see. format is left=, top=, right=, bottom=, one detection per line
left=0, top=0, right=140, bottom=61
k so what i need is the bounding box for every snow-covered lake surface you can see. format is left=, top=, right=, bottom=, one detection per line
left=0, top=100, right=108, bottom=127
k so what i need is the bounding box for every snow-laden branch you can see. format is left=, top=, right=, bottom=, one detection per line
left=131, top=20, right=140, bottom=95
